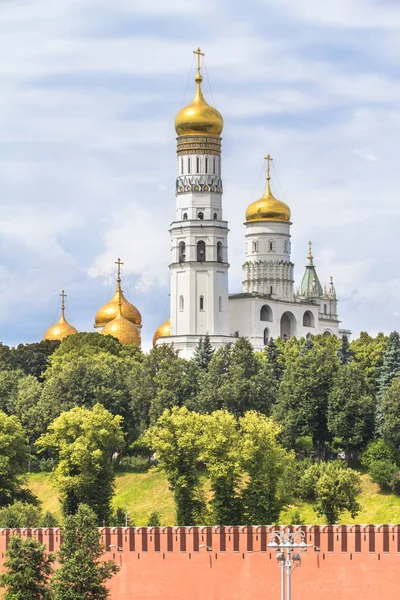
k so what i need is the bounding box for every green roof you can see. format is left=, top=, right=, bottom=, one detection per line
left=299, top=265, right=323, bottom=298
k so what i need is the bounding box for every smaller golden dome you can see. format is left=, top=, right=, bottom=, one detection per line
left=246, top=155, right=291, bottom=223
left=94, top=259, right=142, bottom=328
left=153, top=318, right=171, bottom=346
left=44, top=291, right=78, bottom=341
left=102, top=313, right=141, bottom=347
left=95, top=288, right=142, bottom=328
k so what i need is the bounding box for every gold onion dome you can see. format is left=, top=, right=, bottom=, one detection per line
left=153, top=318, right=170, bottom=347
left=246, top=155, right=291, bottom=223
left=43, top=291, right=78, bottom=341
left=94, top=259, right=142, bottom=329
left=175, top=48, right=223, bottom=137
left=101, top=311, right=141, bottom=347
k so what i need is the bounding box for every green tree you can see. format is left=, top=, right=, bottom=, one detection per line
left=195, top=338, right=277, bottom=416
left=147, top=511, right=161, bottom=527
left=10, top=340, right=61, bottom=382
left=144, top=407, right=205, bottom=526
left=327, top=362, right=375, bottom=459
left=360, top=439, right=396, bottom=469
left=199, top=411, right=242, bottom=525
left=239, top=411, right=292, bottom=525
left=378, top=331, right=400, bottom=398
left=36, top=404, right=125, bottom=523
left=264, top=338, right=284, bottom=381
left=52, top=504, right=118, bottom=600
left=380, top=377, right=400, bottom=447
left=337, top=334, right=353, bottom=365
left=300, top=461, right=361, bottom=523
left=350, top=332, right=387, bottom=394
left=0, top=535, right=54, bottom=600
left=0, top=411, right=30, bottom=506
left=193, top=334, right=214, bottom=370
left=0, top=501, right=42, bottom=528
left=274, top=341, right=340, bottom=455
left=38, top=353, right=140, bottom=442
left=14, top=375, right=44, bottom=447
left=0, top=370, right=25, bottom=415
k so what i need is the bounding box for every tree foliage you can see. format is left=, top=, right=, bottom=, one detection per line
left=0, top=411, right=30, bottom=506
left=52, top=504, right=119, bottom=600
left=36, top=405, right=125, bottom=523
left=379, top=377, right=400, bottom=447
left=144, top=407, right=205, bottom=526
left=192, top=334, right=214, bottom=371
left=0, top=535, right=54, bottom=600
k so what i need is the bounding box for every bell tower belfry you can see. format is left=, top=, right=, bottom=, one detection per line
left=155, top=48, right=233, bottom=358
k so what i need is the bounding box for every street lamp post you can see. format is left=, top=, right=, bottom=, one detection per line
left=267, top=531, right=311, bottom=600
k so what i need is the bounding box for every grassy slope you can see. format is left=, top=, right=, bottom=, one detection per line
left=28, top=470, right=400, bottom=526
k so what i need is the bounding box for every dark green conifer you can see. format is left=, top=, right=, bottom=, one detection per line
left=193, top=334, right=214, bottom=370
left=337, top=334, right=353, bottom=365
left=0, top=535, right=54, bottom=600
left=265, top=337, right=284, bottom=381
left=378, top=331, right=400, bottom=398
left=52, top=504, right=119, bottom=600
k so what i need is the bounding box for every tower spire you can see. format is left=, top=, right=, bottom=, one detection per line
left=307, top=241, right=314, bottom=265
left=115, top=258, right=124, bottom=315
left=60, top=290, right=66, bottom=319
left=193, top=47, right=204, bottom=79
left=264, top=154, right=273, bottom=194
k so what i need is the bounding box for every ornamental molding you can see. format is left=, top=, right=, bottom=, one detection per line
left=176, top=175, right=223, bottom=194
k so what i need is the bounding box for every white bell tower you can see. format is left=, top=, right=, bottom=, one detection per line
left=157, top=48, right=233, bottom=358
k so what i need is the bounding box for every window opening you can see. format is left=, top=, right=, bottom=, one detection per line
left=217, top=241, right=223, bottom=263
left=200, top=296, right=204, bottom=311
left=197, top=240, right=206, bottom=262
left=179, top=296, right=184, bottom=311
left=179, top=241, right=186, bottom=263
left=183, top=213, right=188, bottom=221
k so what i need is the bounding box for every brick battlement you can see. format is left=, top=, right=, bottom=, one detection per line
left=1, top=526, right=400, bottom=599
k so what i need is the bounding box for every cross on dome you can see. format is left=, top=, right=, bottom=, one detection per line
left=264, top=154, right=273, bottom=181
left=193, top=47, right=204, bottom=76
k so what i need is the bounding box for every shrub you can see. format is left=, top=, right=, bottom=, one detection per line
left=361, top=440, right=396, bottom=469
left=369, top=459, right=397, bottom=490
left=390, top=472, right=400, bottom=495
left=147, top=511, right=161, bottom=527
left=0, top=501, right=42, bottom=528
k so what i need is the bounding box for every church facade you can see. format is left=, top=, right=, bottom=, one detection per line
left=153, top=50, right=349, bottom=358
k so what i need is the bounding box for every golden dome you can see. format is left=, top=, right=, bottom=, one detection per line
left=153, top=318, right=171, bottom=346
left=102, top=313, right=141, bottom=347
left=94, top=259, right=142, bottom=329
left=175, top=49, right=223, bottom=137
left=94, top=288, right=142, bottom=328
left=246, top=156, right=291, bottom=223
left=43, top=291, right=78, bottom=341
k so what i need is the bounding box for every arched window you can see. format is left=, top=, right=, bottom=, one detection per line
left=188, top=158, right=191, bottom=174
left=217, top=241, right=223, bottom=263
left=198, top=212, right=204, bottom=220
left=270, top=286, right=273, bottom=295
left=183, top=212, right=188, bottom=221
left=179, top=241, right=186, bottom=263
left=199, top=295, right=204, bottom=311
left=284, top=240, right=289, bottom=253
left=219, top=296, right=222, bottom=312
left=214, top=212, right=217, bottom=220
left=324, top=304, right=327, bottom=314
left=323, top=330, right=332, bottom=337
left=181, top=158, right=183, bottom=174
left=196, top=157, right=200, bottom=173
left=260, top=305, right=273, bottom=322
left=179, top=296, right=184, bottom=311
left=213, top=158, right=216, bottom=174
left=205, top=157, right=208, bottom=173
left=303, top=310, right=315, bottom=327
left=252, top=241, right=258, bottom=253
left=263, top=328, right=269, bottom=345
left=269, top=240, right=275, bottom=252
left=197, top=240, right=206, bottom=262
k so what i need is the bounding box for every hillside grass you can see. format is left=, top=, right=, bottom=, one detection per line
left=27, top=469, right=400, bottom=526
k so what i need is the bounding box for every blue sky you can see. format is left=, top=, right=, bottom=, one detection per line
left=1, top=0, right=400, bottom=349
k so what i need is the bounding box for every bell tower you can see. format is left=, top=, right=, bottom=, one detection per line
left=159, top=48, right=232, bottom=357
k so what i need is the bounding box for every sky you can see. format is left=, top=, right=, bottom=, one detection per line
left=1, top=0, right=400, bottom=350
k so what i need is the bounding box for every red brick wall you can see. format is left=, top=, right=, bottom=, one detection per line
left=1, top=525, right=400, bottom=599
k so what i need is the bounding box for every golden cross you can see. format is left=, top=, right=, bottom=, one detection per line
left=60, top=290, right=66, bottom=313
left=115, top=258, right=124, bottom=280
left=308, top=240, right=313, bottom=258
left=193, top=47, right=204, bottom=74
left=264, top=154, right=273, bottom=180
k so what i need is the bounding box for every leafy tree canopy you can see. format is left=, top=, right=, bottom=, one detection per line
left=0, top=411, right=30, bottom=506
left=36, top=404, right=125, bottom=523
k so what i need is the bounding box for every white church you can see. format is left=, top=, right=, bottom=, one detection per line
left=153, top=50, right=350, bottom=358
